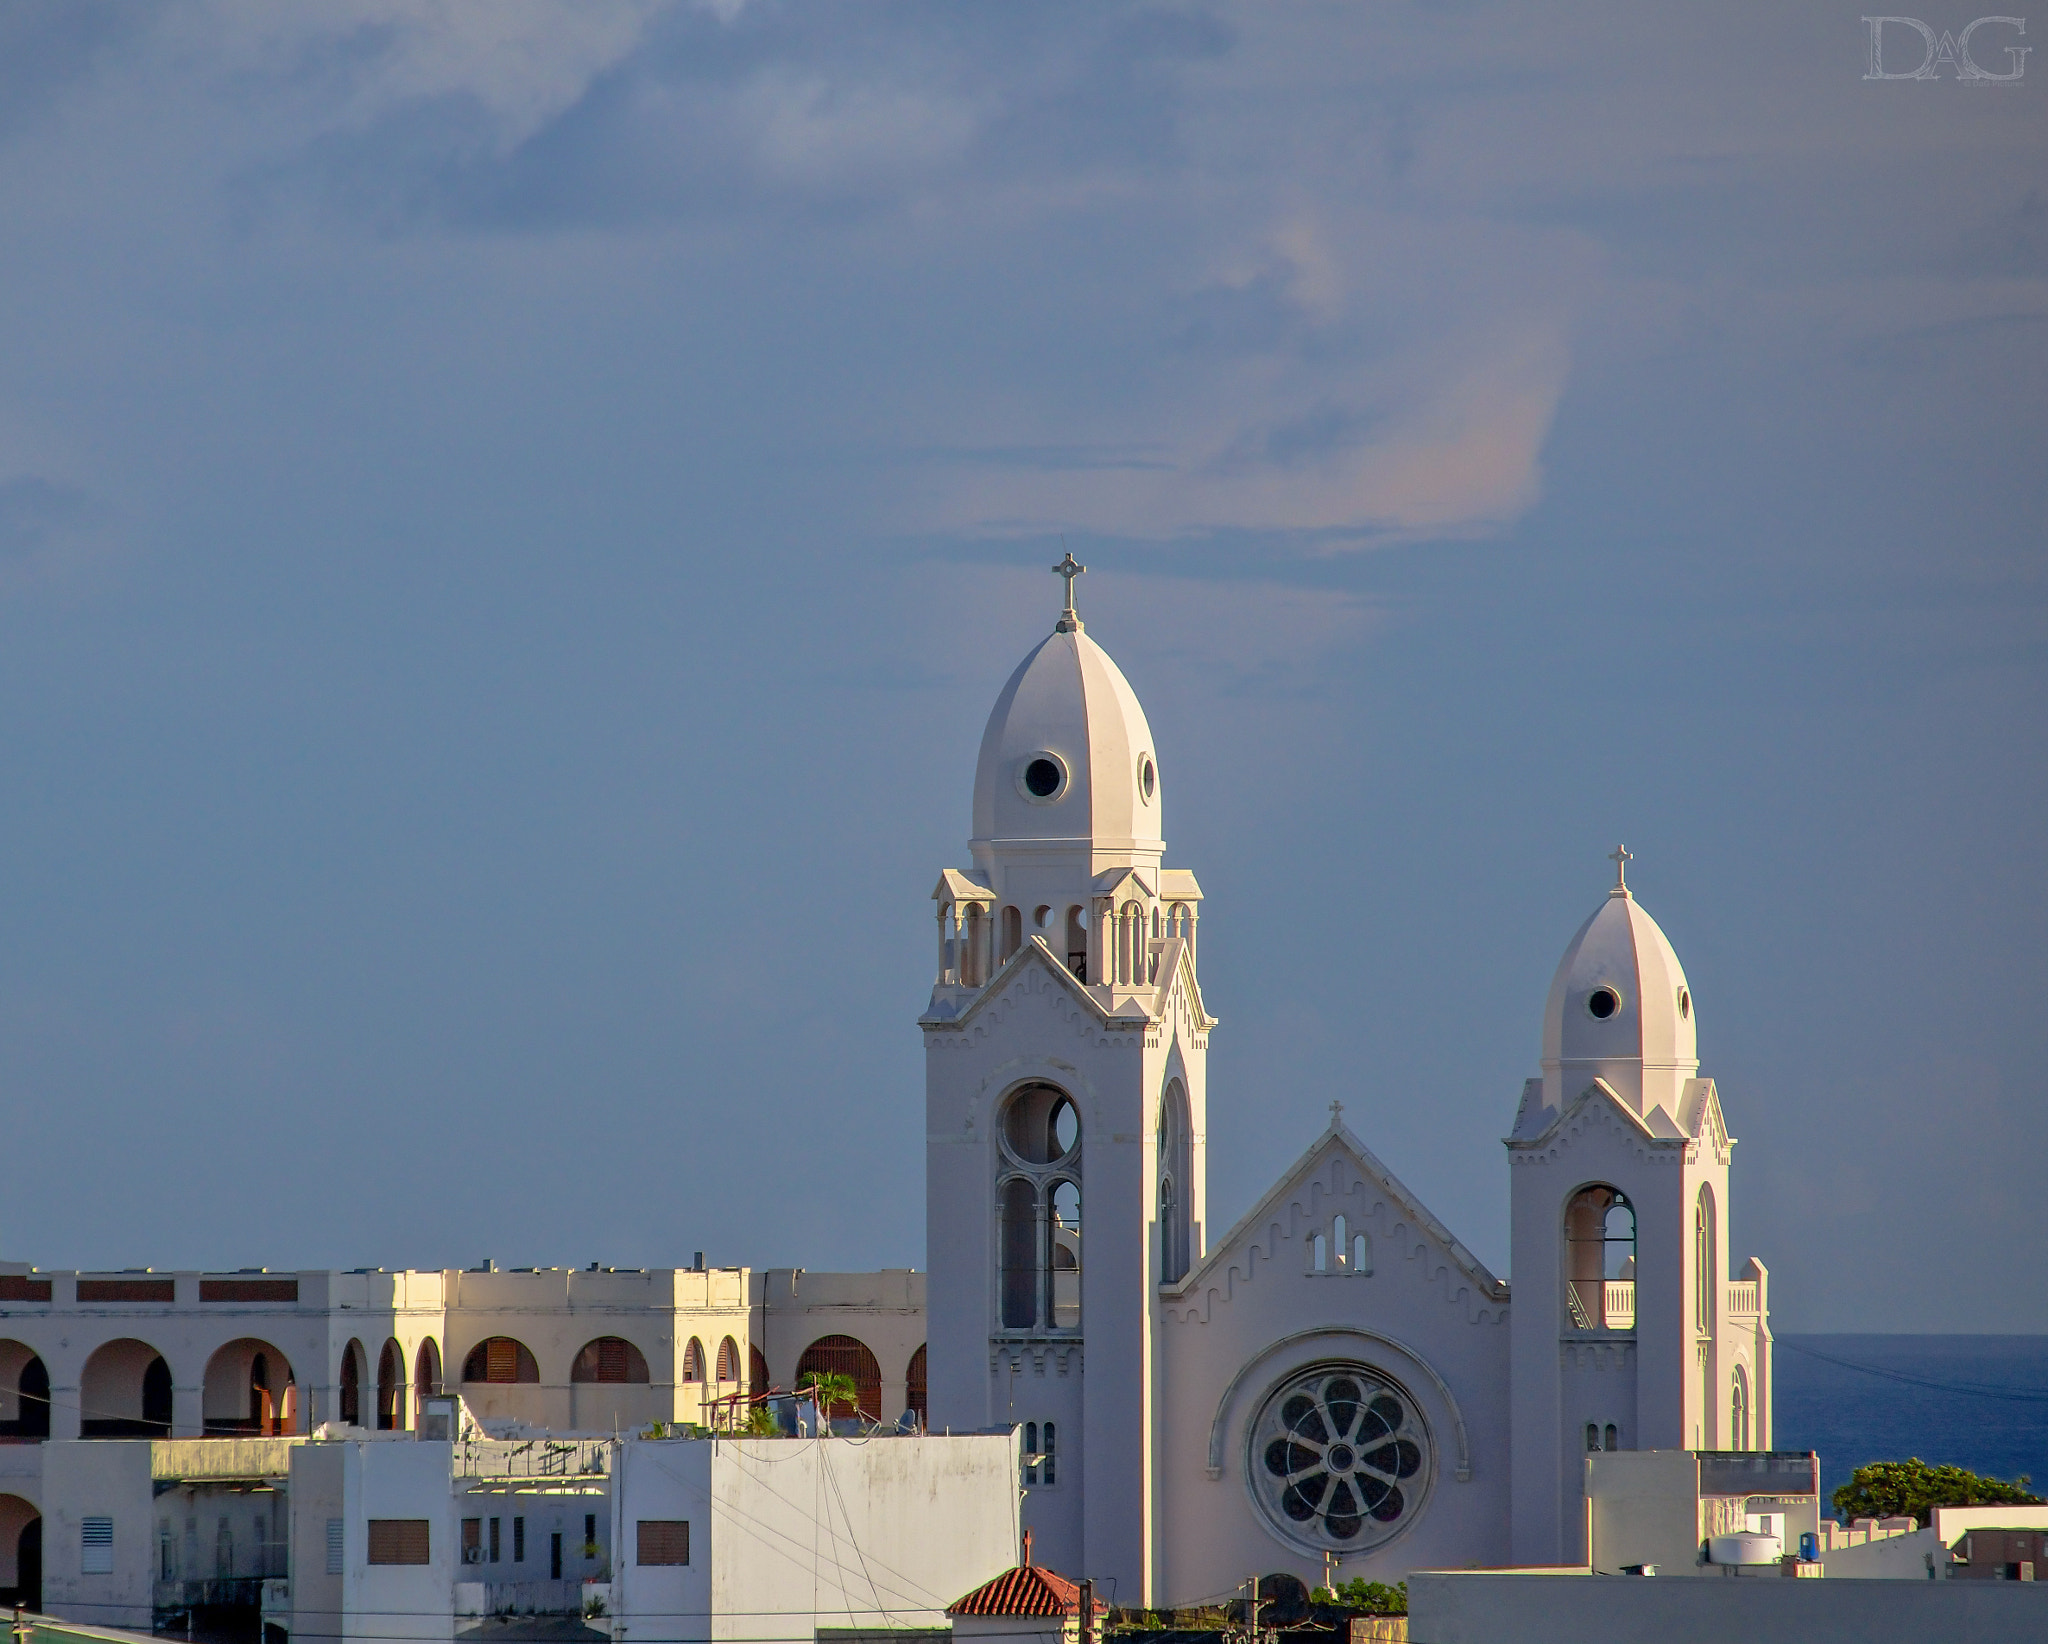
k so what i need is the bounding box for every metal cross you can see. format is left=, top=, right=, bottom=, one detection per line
left=1052, top=551, right=1086, bottom=623
left=1608, top=844, right=1633, bottom=889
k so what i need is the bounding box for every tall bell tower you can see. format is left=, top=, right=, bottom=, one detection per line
left=924, top=560, right=1213, bottom=1602
left=1506, top=852, right=1774, bottom=1564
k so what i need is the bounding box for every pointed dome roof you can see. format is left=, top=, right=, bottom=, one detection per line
left=1540, top=851, right=1699, bottom=1118
left=970, top=617, right=1162, bottom=867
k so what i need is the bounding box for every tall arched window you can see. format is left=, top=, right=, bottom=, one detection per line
left=414, top=1338, right=442, bottom=1403
left=1001, top=905, right=1022, bottom=962
left=1000, top=1178, right=1039, bottom=1329
left=1564, top=1185, right=1636, bottom=1330
left=1730, top=1367, right=1750, bottom=1451
left=715, top=1338, right=740, bottom=1384
left=1049, top=1180, right=1082, bottom=1329
left=905, top=1345, right=927, bottom=1427
left=1695, top=1187, right=1715, bottom=1336
left=681, top=1340, right=705, bottom=1384
left=998, top=1083, right=1081, bottom=1332
left=794, top=1336, right=882, bottom=1421
left=376, top=1340, right=406, bottom=1431
left=1157, top=1079, right=1192, bottom=1284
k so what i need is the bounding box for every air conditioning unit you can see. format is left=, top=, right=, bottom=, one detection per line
left=463, top=1547, right=485, bottom=1565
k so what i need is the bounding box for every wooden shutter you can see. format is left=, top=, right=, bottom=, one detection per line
left=366, top=1520, right=431, bottom=1565
left=636, top=1520, right=689, bottom=1566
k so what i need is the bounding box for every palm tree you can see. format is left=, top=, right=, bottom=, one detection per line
left=798, top=1369, right=860, bottom=1423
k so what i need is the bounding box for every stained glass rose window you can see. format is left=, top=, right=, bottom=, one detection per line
left=1248, top=1364, right=1430, bottom=1551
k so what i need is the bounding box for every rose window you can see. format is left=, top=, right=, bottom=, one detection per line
left=1248, top=1365, right=1430, bottom=1551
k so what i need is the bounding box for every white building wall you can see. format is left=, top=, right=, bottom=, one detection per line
left=36, top=1440, right=155, bottom=1631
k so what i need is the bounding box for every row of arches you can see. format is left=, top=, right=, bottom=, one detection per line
left=0, top=1336, right=317, bottom=1437
left=338, top=1337, right=439, bottom=1429
left=452, top=1334, right=743, bottom=1386
left=936, top=895, right=1199, bottom=989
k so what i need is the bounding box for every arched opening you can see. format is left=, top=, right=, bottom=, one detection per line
left=1064, top=906, right=1087, bottom=981
left=794, top=1336, right=882, bottom=1422
left=80, top=1339, right=173, bottom=1437
left=1353, top=1232, right=1373, bottom=1275
left=905, top=1345, right=926, bottom=1427
left=681, top=1340, right=705, bottom=1384
left=1564, top=1185, right=1636, bottom=1331
left=714, top=1338, right=739, bottom=1384
left=1585, top=1422, right=1600, bottom=1452
left=1605, top=1423, right=1619, bottom=1451
left=1000, top=905, right=1022, bottom=962
left=1730, top=1366, right=1751, bottom=1451
left=0, top=1495, right=40, bottom=1610
left=204, top=1339, right=296, bottom=1436
left=963, top=904, right=989, bottom=987
left=1048, top=1179, right=1082, bottom=1329
left=414, top=1338, right=442, bottom=1403
left=571, top=1338, right=650, bottom=1384
left=376, top=1339, right=406, bottom=1430
left=1310, top=1232, right=1328, bottom=1273
left=1157, top=1079, right=1192, bottom=1284
left=1695, top=1186, right=1716, bottom=1335
left=1002, top=1084, right=1078, bottom=1165
left=748, top=1346, right=769, bottom=1400
left=339, top=1340, right=365, bottom=1427
left=999, top=1178, right=1038, bottom=1329
left=461, top=1338, right=539, bottom=1384
left=0, top=1343, right=49, bottom=1439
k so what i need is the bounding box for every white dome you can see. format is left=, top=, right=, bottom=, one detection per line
left=1540, top=876, right=1699, bottom=1119
left=970, top=627, right=1162, bottom=870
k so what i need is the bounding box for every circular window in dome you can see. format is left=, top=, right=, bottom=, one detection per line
left=1587, top=987, right=1621, bottom=1020
left=1678, top=987, right=1691, bottom=1020
left=1017, top=753, right=1068, bottom=803
left=1138, top=753, right=1157, bottom=803
left=1247, top=1363, right=1431, bottom=1554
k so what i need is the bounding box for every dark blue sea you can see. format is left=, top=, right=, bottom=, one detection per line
left=1775, top=1335, right=2048, bottom=1509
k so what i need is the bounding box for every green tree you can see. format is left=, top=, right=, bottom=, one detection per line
left=1308, top=1579, right=1407, bottom=1617
left=1832, top=1458, right=2042, bottom=1526
left=798, top=1369, right=861, bottom=1421
left=744, top=1401, right=781, bottom=1438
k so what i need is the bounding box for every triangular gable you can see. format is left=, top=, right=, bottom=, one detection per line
left=931, top=868, right=996, bottom=904
left=1680, top=1077, right=1731, bottom=1154
left=1151, top=940, right=1217, bottom=1034
left=1505, top=1077, right=1687, bottom=1153
left=921, top=935, right=1119, bottom=1031
left=1167, top=1114, right=1506, bottom=1303
left=1096, top=867, right=1152, bottom=905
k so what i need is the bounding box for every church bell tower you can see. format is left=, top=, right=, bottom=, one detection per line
left=923, top=559, right=1214, bottom=1602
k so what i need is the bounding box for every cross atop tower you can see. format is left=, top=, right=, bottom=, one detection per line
left=1328, top=1099, right=1344, bottom=1127
left=1608, top=843, right=1633, bottom=893
left=1053, top=551, right=1086, bottom=633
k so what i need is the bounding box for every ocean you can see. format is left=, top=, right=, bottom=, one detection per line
left=1774, top=1334, right=2048, bottom=1510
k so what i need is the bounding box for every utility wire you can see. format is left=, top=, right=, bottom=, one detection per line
left=1778, top=1338, right=2048, bottom=1404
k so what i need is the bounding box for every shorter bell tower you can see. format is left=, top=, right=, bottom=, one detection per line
left=1506, top=850, right=1773, bottom=1564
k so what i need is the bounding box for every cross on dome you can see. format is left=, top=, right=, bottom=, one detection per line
left=1608, top=843, right=1633, bottom=894
left=1052, top=551, right=1086, bottom=633
left=1328, top=1099, right=1344, bottom=1127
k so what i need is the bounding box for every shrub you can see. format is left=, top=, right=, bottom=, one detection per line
left=1309, top=1578, right=1407, bottom=1617
left=1832, top=1458, right=2042, bottom=1527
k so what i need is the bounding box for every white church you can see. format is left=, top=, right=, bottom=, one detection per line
left=0, top=563, right=1774, bottom=1613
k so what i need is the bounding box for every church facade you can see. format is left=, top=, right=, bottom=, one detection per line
left=921, top=573, right=1773, bottom=1602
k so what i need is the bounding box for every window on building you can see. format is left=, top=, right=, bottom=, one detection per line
left=1334, top=1215, right=1349, bottom=1265
left=1049, top=1180, right=1082, bottom=1329
left=1585, top=1423, right=1600, bottom=1452
left=637, top=1521, right=689, bottom=1567
left=1695, top=1188, right=1715, bottom=1336
left=715, top=1338, right=740, bottom=1384
left=1311, top=1233, right=1328, bottom=1273
left=461, top=1519, right=481, bottom=1565
left=572, top=1337, right=651, bottom=1384
left=905, top=1345, right=927, bottom=1428
left=1042, top=1422, right=1056, bottom=1487
left=794, top=1335, right=883, bottom=1421
left=1605, top=1423, right=1619, bottom=1452
left=584, top=1514, right=597, bottom=1557
left=339, top=1342, right=363, bottom=1427
left=681, top=1340, right=705, bottom=1383
left=1000, top=1178, right=1039, bottom=1329
left=462, top=1338, right=539, bottom=1384
left=1353, top=1233, right=1372, bottom=1274
left=325, top=1519, right=343, bottom=1575
left=1564, top=1185, right=1636, bottom=1330
left=550, top=1531, right=562, bottom=1580
left=1022, top=1421, right=1038, bottom=1485
left=489, top=1518, right=500, bottom=1564
left=159, top=1526, right=174, bottom=1582
left=367, top=1521, right=430, bottom=1566
left=82, top=1517, right=113, bottom=1575
left=513, top=1517, right=525, bottom=1564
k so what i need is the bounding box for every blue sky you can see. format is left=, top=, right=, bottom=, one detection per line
left=0, top=2, right=2040, bottom=1331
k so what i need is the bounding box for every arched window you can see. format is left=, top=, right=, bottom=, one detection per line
left=1311, top=1232, right=1328, bottom=1273
left=1023, top=1421, right=1039, bottom=1485
left=1605, top=1423, right=1619, bottom=1452
left=1564, top=1185, right=1636, bottom=1330
left=749, top=1346, right=769, bottom=1399
left=0, top=1345, right=51, bottom=1439
left=715, top=1338, right=740, bottom=1384
left=339, top=1341, right=364, bottom=1427
left=1585, top=1423, right=1600, bottom=1452
left=414, top=1338, right=441, bottom=1403
left=1064, top=906, right=1087, bottom=980
left=794, top=1335, right=882, bottom=1422
left=376, top=1340, right=405, bottom=1431
left=572, top=1338, right=651, bottom=1384
left=905, top=1345, right=927, bottom=1427
left=1041, top=1421, right=1056, bottom=1486
left=461, top=1338, right=539, bottom=1385
left=1001, top=905, right=1022, bottom=962
left=1049, top=1179, right=1082, bottom=1329
left=1730, top=1368, right=1750, bottom=1451
left=681, top=1340, right=705, bottom=1384
left=1353, top=1233, right=1372, bottom=1275
left=1695, top=1187, right=1715, bottom=1335
left=1000, top=1178, right=1039, bottom=1329
left=1334, top=1215, right=1349, bottom=1266
left=1157, top=1079, right=1193, bottom=1284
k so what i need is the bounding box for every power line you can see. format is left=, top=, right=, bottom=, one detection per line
left=1779, top=1339, right=2048, bottom=1404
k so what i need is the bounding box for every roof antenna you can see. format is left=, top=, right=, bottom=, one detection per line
left=1052, top=541, right=1086, bottom=634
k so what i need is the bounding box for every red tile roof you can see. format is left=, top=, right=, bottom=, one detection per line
left=948, top=1566, right=1107, bottom=1618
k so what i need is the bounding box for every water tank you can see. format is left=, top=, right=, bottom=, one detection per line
left=1707, top=1532, right=1783, bottom=1565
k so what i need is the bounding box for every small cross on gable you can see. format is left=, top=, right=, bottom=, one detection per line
left=1052, top=551, right=1086, bottom=631
left=1608, top=843, right=1633, bottom=890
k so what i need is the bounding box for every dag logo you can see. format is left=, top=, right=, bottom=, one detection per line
left=1863, top=14, right=2031, bottom=79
